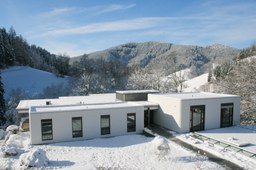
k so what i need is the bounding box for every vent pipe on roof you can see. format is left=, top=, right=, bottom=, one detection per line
left=46, top=101, right=51, bottom=105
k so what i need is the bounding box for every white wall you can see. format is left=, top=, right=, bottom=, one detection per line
left=148, top=95, right=182, bottom=132
left=149, top=94, right=240, bottom=133
left=181, top=97, right=240, bottom=133
left=30, top=106, right=144, bottom=144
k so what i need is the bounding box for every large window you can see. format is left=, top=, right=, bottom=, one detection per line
left=41, top=119, right=53, bottom=141
left=127, top=113, right=136, bottom=132
left=190, top=105, right=205, bottom=132
left=221, top=103, right=233, bottom=128
left=101, top=115, right=110, bottom=135
left=72, top=117, right=83, bottom=138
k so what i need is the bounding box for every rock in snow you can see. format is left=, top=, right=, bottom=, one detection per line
left=19, top=148, right=49, bottom=168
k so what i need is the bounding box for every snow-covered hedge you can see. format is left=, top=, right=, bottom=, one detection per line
left=19, top=148, right=49, bottom=168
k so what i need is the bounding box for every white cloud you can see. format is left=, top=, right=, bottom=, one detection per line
left=96, top=3, right=136, bottom=15
left=41, top=7, right=76, bottom=17
left=43, top=17, right=171, bottom=36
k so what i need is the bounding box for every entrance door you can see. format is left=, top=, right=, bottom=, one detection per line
left=144, top=109, right=154, bottom=128
left=220, top=103, right=233, bottom=128
left=190, top=105, right=205, bottom=132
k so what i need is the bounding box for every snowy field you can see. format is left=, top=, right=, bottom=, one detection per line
left=1, top=66, right=69, bottom=99
left=183, top=73, right=209, bottom=92
left=177, top=126, right=256, bottom=170
left=0, top=132, right=224, bottom=170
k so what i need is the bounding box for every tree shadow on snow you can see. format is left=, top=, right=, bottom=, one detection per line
left=48, top=160, right=75, bottom=167
left=174, top=156, right=198, bottom=163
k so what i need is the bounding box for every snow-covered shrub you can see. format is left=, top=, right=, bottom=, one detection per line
left=6, top=125, right=19, bottom=134
left=152, top=136, right=170, bottom=156
left=19, top=148, right=49, bottom=168
left=0, top=129, right=5, bottom=139
left=3, top=146, right=18, bottom=157
left=5, top=133, right=30, bottom=150
left=4, top=125, right=19, bottom=143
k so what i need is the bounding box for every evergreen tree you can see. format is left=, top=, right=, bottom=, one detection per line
left=0, top=72, right=5, bottom=123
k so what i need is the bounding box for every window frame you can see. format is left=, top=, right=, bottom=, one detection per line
left=72, top=117, right=83, bottom=138
left=190, top=105, right=205, bottom=132
left=41, top=119, right=53, bottom=141
left=127, top=113, right=136, bottom=132
left=220, top=103, right=234, bottom=128
left=101, top=115, right=110, bottom=135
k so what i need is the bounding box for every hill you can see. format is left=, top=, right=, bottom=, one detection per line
left=71, top=42, right=241, bottom=76
left=1, top=66, right=70, bottom=99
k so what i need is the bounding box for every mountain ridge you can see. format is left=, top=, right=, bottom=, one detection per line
left=71, top=41, right=241, bottom=76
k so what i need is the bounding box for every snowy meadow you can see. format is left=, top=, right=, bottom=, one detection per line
left=0, top=132, right=224, bottom=170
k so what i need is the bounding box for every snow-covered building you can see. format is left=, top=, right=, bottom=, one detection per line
left=16, top=91, right=240, bottom=144
left=148, top=93, right=240, bottom=133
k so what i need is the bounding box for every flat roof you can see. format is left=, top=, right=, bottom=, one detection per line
left=116, top=90, right=159, bottom=94
left=30, top=102, right=142, bottom=113
left=149, top=92, right=239, bottom=100
left=17, top=93, right=117, bottom=110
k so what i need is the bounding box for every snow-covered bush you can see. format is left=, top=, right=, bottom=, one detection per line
left=5, top=133, right=30, bottom=150
left=4, top=125, right=19, bottom=143
left=3, top=146, right=18, bottom=157
left=19, top=148, right=49, bottom=168
left=152, top=136, right=170, bottom=156
left=6, top=125, right=19, bottom=134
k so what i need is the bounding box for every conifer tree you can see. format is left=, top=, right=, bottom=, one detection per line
left=0, top=72, right=5, bottom=123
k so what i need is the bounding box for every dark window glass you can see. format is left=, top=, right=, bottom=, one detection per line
left=190, top=105, right=205, bottom=132
left=41, top=119, right=53, bottom=140
left=221, top=103, right=233, bottom=128
left=72, top=117, right=83, bottom=138
left=101, top=115, right=110, bottom=135
left=127, top=113, right=136, bottom=132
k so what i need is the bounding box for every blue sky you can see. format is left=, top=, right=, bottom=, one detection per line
left=0, top=0, right=255, bottom=57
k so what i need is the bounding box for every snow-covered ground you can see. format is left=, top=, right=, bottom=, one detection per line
left=183, top=73, right=209, bottom=92
left=0, top=132, right=224, bottom=169
left=177, top=126, right=256, bottom=170
left=1, top=66, right=69, bottom=99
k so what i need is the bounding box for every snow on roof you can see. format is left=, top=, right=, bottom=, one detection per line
left=30, top=102, right=142, bottom=113
left=116, top=90, right=159, bottom=94
left=149, top=92, right=239, bottom=100
left=17, top=93, right=117, bottom=110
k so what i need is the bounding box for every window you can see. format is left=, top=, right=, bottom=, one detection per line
left=41, top=119, right=53, bottom=141
left=101, top=115, right=110, bottom=135
left=190, top=105, right=205, bottom=132
left=127, top=113, right=136, bottom=132
left=221, top=103, right=233, bottom=128
left=72, top=117, right=83, bottom=138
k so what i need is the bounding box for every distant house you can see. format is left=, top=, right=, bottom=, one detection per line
left=16, top=91, right=240, bottom=144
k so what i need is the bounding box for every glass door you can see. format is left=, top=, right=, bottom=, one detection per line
left=220, top=103, right=233, bottom=128
left=190, top=105, right=205, bottom=132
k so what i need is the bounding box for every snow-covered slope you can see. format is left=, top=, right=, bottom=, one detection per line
left=183, top=73, right=209, bottom=92
left=1, top=66, right=69, bottom=99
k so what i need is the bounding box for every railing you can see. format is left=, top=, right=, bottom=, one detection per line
left=190, top=132, right=256, bottom=159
